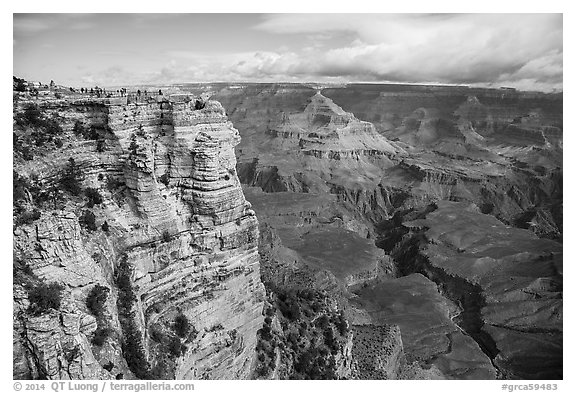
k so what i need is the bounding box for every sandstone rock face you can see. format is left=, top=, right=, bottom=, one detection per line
left=13, top=287, right=109, bottom=380
left=13, top=95, right=264, bottom=379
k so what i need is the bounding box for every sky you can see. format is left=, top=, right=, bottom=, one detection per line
left=13, top=13, right=563, bottom=91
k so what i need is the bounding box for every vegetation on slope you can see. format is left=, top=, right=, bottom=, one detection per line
left=14, top=103, right=64, bottom=160
left=254, top=225, right=351, bottom=380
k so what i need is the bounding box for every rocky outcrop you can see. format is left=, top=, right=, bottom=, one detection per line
left=13, top=94, right=265, bottom=379
left=233, top=92, right=401, bottom=195
left=13, top=285, right=109, bottom=380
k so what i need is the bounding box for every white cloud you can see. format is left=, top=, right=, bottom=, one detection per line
left=70, top=13, right=562, bottom=91
left=247, top=13, right=563, bottom=91
left=14, top=14, right=96, bottom=35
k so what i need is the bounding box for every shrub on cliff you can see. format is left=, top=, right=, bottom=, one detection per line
left=106, top=176, right=123, bottom=190
left=260, top=324, right=272, bottom=341
left=116, top=260, right=136, bottom=310
left=18, top=144, right=34, bottom=161
left=121, top=319, right=151, bottom=379
left=158, top=173, right=170, bottom=187
left=13, top=171, right=31, bottom=206
left=129, top=139, right=139, bottom=156
left=96, top=139, right=106, bottom=152
left=85, top=187, right=103, bottom=208
left=278, top=294, right=302, bottom=321
left=167, top=336, right=186, bottom=358
left=15, top=104, right=43, bottom=128
left=59, top=158, right=83, bottom=196
left=79, top=209, right=97, bottom=231
left=149, top=360, right=175, bottom=380
left=44, top=117, right=63, bottom=138
left=161, top=230, right=172, bottom=243
left=14, top=76, right=27, bottom=92
left=92, top=326, right=111, bottom=346
left=16, top=210, right=41, bottom=226
left=64, top=345, right=81, bottom=365
left=72, top=121, right=85, bottom=137
left=323, top=327, right=338, bottom=353
left=86, top=284, right=109, bottom=317
left=255, top=363, right=271, bottom=378
left=173, top=314, right=191, bottom=338
left=27, top=282, right=64, bottom=314
left=115, top=258, right=152, bottom=378
left=135, top=125, right=146, bottom=138
left=73, top=121, right=104, bottom=141
left=293, top=346, right=337, bottom=380
left=194, top=98, right=205, bottom=110
left=86, top=125, right=102, bottom=140
left=150, top=326, right=165, bottom=343
left=254, top=281, right=348, bottom=380
left=335, top=311, right=348, bottom=336
left=15, top=104, right=63, bottom=148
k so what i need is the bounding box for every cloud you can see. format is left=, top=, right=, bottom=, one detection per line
left=14, top=14, right=96, bottom=35
left=13, top=16, right=53, bottom=34
left=247, top=13, right=563, bottom=91
left=81, top=66, right=139, bottom=86
left=129, top=14, right=184, bottom=26
left=505, top=50, right=563, bottom=82
left=49, top=13, right=562, bottom=91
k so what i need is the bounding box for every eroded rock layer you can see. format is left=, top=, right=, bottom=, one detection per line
left=13, top=95, right=264, bottom=379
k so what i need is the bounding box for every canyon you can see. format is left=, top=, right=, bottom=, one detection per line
left=13, top=81, right=562, bottom=380
left=210, top=83, right=562, bottom=379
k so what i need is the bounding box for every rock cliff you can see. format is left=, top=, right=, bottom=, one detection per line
left=13, top=94, right=265, bottom=379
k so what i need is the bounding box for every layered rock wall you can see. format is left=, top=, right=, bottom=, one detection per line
left=13, top=95, right=265, bottom=379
